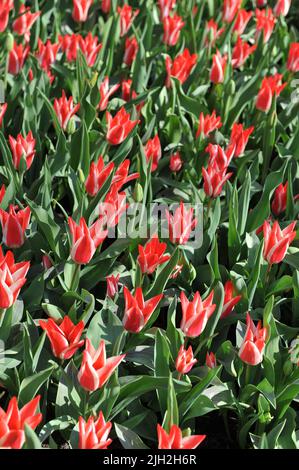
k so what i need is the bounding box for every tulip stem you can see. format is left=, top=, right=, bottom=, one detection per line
left=81, top=390, right=89, bottom=419
left=245, top=364, right=251, bottom=385
left=265, top=263, right=272, bottom=287
left=70, top=262, right=81, bottom=292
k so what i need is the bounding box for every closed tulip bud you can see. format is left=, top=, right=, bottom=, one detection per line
left=66, top=117, right=76, bottom=135
left=78, top=168, right=85, bottom=185
left=133, top=182, right=143, bottom=202
left=5, top=32, right=14, bottom=52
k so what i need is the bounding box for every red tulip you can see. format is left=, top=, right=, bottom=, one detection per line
left=205, top=143, right=232, bottom=171
left=287, top=43, right=299, bottom=73
left=54, top=90, right=80, bottom=131
left=202, top=164, right=232, bottom=198
left=0, top=0, right=13, bottom=33
left=255, top=8, right=276, bottom=44
left=0, top=184, right=5, bottom=204
left=100, top=186, right=127, bottom=228
left=169, top=152, right=183, bottom=172
left=232, top=37, right=256, bottom=68
left=123, top=286, right=163, bottom=333
left=39, top=316, right=85, bottom=360
left=85, top=156, right=114, bottom=197
left=221, top=281, right=242, bottom=319
left=106, top=273, right=120, bottom=298
left=9, top=131, right=36, bottom=171
left=205, top=20, right=224, bottom=45
left=180, top=290, right=216, bottom=338
left=111, top=159, right=139, bottom=192
left=233, top=10, right=253, bottom=35
left=59, top=33, right=81, bottom=62
left=0, top=103, right=7, bottom=127
left=13, top=5, right=40, bottom=42
left=157, top=424, right=206, bottom=449
left=144, top=135, right=161, bottom=172
left=256, top=74, right=286, bottom=113
left=68, top=216, right=107, bottom=265
left=79, top=412, right=112, bottom=449
left=36, top=39, right=59, bottom=82
left=78, top=338, right=125, bottom=392
left=0, top=247, right=30, bottom=309
left=137, top=235, right=170, bottom=275
left=263, top=220, right=297, bottom=265
left=117, top=4, right=139, bottom=37
left=163, top=14, right=185, bottom=46
left=8, top=42, right=29, bottom=75
left=0, top=205, right=31, bottom=248
left=206, top=352, right=217, bottom=368
left=165, top=48, right=197, bottom=87
left=271, top=182, right=299, bottom=215
left=98, top=77, right=120, bottom=111
left=158, top=0, right=176, bottom=19
left=101, top=0, right=111, bottom=14
left=274, top=0, right=291, bottom=16
left=228, top=122, right=254, bottom=157
left=196, top=110, right=222, bottom=139
left=123, top=36, right=139, bottom=66
left=166, top=202, right=197, bottom=245
left=239, top=313, right=267, bottom=366
left=121, top=79, right=133, bottom=101
left=175, top=345, right=197, bottom=375
left=42, top=254, right=53, bottom=270
left=0, top=396, right=42, bottom=449
left=79, top=32, right=102, bottom=67
left=222, top=0, right=242, bottom=23
left=106, top=107, right=139, bottom=145
left=210, top=50, right=227, bottom=84
left=72, top=0, right=93, bottom=22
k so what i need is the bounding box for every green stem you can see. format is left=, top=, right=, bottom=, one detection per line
left=245, top=364, right=251, bottom=386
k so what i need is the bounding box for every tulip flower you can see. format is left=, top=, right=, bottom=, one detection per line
left=39, top=316, right=85, bottom=359
left=274, top=0, right=291, bottom=16
left=239, top=313, right=267, bottom=366
left=68, top=216, right=108, bottom=265
left=101, top=0, right=111, bottom=14
left=158, top=0, right=176, bottom=19
left=106, top=273, right=121, bottom=298
left=180, top=290, right=216, bottom=338
left=232, top=37, right=256, bottom=69
left=0, top=103, right=7, bottom=127
left=205, top=20, right=224, bottom=45
left=157, top=424, right=206, bottom=449
left=0, top=396, right=42, bottom=449
left=8, top=42, right=29, bottom=75
left=0, top=205, right=31, bottom=248
left=169, top=152, right=183, bottom=172
left=256, top=74, right=286, bottom=113
left=175, top=345, right=197, bottom=375
left=287, top=43, right=299, bottom=73
left=0, top=247, right=30, bottom=309
left=59, top=34, right=80, bottom=62
left=196, top=111, right=222, bottom=139
left=221, top=281, right=242, bottom=319
left=106, top=107, right=139, bottom=145
left=163, top=14, right=185, bottom=46
left=222, top=0, right=242, bottom=23
left=111, top=159, right=139, bottom=192
left=233, top=10, right=253, bottom=35
left=202, top=164, right=232, bottom=198
left=42, top=254, right=53, bottom=270
left=78, top=339, right=125, bottom=392
left=165, top=48, right=197, bottom=87
left=85, top=156, right=114, bottom=197
left=36, top=39, right=59, bottom=82
left=121, top=79, right=133, bottom=101
left=13, top=5, right=41, bottom=42
left=123, top=286, right=163, bottom=333
left=228, top=123, right=254, bottom=158
left=72, top=0, right=93, bottom=22
left=166, top=202, right=197, bottom=245
left=9, top=131, right=36, bottom=171
left=79, top=413, right=112, bottom=449
left=54, top=90, right=80, bottom=131
left=100, top=187, right=127, bottom=227
left=98, top=77, right=120, bottom=111
left=79, top=33, right=102, bottom=67
left=0, top=0, right=13, bottom=33
left=256, top=8, right=276, bottom=44
left=271, top=182, right=299, bottom=215
left=137, top=235, right=170, bottom=275
left=144, top=135, right=162, bottom=172
left=117, top=4, right=139, bottom=37
left=263, top=220, right=297, bottom=265
left=0, top=184, right=5, bottom=204
left=123, top=36, right=139, bottom=66
left=206, top=352, right=217, bottom=368
left=210, top=50, right=227, bottom=84
left=205, top=143, right=232, bottom=171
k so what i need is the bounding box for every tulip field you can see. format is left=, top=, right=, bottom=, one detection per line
left=0, top=0, right=299, bottom=452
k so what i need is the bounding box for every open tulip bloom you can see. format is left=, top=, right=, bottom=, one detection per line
left=1, top=0, right=299, bottom=452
